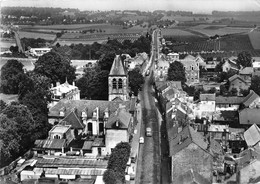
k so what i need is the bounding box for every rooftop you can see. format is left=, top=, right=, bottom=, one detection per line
left=109, top=55, right=126, bottom=76
left=242, top=90, right=259, bottom=107
left=200, top=93, right=215, bottom=101
left=215, top=96, right=244, bottom=104
left=169, top=125, right=209, bottom=156
left=50, top=125, right=71, bottom=134
left=244, top=124, right=260, bottom=147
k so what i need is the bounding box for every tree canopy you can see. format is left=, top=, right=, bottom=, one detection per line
left=237, top=51, right=252, bottom=68
left=34, top=50, right=76, bottom=84
left=128, top=68, right=144, bottom=96
left=0, top=59, right=26, bottom=94
left=250, top=76, right=260, bottom=96
left=167, top=61, right=186, bottom=83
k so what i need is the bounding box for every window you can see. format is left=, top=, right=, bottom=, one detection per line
left=54, top=135, right=61, bottom=139
left=112, top=78, right=117, bottom=89
left=118, top=79, right=123, bottom=89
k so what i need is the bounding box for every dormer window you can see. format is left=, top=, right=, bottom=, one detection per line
left=82, top=111, right=87, bottom=117
left=60, top=110, right=65, bottom=117
left=116, top=121, right=119, bottom=127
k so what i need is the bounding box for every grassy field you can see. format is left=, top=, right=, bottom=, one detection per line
left=249, top=30, right=260, bottom=50
left=189, top=25, right=251, bottom=36
left=161, top=28, right=195, bottom=37
left=19, top=31, right=56, bottom=40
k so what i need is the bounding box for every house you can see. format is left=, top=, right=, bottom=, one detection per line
left=222, top=58, right=240, bottom=72
left=48, top=99, right=131, bottom=136
left=208, top=124, right=229, bottom=147
left=241, top=90, right=260, bottom=108
left=237, top=159, right=260, bottom=184
left=155, top=58, right=169, bottom=81
left=228, top=74, right=250, bottom=93
left=20, top=157, right=107, bottom=182
left=105, top=107, right=133, bottom=154
left=199, top=94, right=216, bottom=112
left=176, top=169, right=211, bottom=184
left=195, top=54, right=206, bottom=68
left=33, top=124, right=73, bottom=156
left=108, top=55, right=129, bottom=101
left=239, top=108, right=260, bottom=127
left=179, top=59, right=200, bottom=85
left=49, top=80, right=80, bottom=108
left=167, top=52, right=179, bottom=61
left=243, top=124, right=260, bottom=147
left=239, top=67, right=253, bottom=85
left=169, top=125, right=213, bottom=182
left=215, top=96, right=244, bottom=111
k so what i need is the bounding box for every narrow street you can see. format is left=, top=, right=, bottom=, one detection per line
left=135, top=29, right=170, bottom=184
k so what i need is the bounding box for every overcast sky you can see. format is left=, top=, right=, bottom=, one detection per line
left=2, top=0, right=260, bottom=13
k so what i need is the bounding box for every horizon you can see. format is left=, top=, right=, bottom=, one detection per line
left=2, top=0, right=260, bottom=13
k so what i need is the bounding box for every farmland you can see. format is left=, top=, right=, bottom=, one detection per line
left=161, top=28, right=195, bottom=37
left=189, top=25, right=252, bottom=36
left=19, top=31, right=56, bottom=40
left=249, top=30, right=260, bottom=50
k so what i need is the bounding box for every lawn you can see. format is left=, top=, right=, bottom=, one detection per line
left=249, top=30, right=260, bottom=50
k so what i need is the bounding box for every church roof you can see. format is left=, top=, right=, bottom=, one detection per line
left=109, top=55, right=126, bottom=76
left=106, top=108, right=132, bottom=129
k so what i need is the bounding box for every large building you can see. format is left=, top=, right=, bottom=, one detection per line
left=108, top=55, right=129, bottom=101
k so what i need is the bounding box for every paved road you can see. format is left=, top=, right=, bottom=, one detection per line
left=135, top=29, right=170, bottom=184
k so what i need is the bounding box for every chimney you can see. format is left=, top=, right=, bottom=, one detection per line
left=51, top=83, right=54, bottom=88
left=73, top=81, right=75, bottom=86
left=56, top=82, right=60, bottom=87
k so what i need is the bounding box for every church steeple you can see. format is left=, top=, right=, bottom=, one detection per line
left=108, top=55, right=128, bottom=101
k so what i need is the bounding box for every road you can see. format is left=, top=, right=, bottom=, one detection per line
left=135, top=29, right=170, bottom=184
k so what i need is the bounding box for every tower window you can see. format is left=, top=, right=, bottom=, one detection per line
left=118, top=79, right=123, bottom=89
left=112, top=78, right=117, bottom=89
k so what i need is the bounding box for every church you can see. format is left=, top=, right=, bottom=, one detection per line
left=36, top=55, right=135, bottom=156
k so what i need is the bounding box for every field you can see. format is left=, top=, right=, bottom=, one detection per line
left=165, top=33, right=260, bottom=57
left=161, top=28, right=195, bottom=36
left=19, top=31, right=56, bottom=40
left=189, top=24, right=252, bottom=36
left=249, top=30, right=260, bottom=50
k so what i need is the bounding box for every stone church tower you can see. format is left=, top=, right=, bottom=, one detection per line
left=108, top=55, right=128, bottom=101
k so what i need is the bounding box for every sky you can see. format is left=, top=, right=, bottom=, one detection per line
left=1, top=0, right=260, bottom=13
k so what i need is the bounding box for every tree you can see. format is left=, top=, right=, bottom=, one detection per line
left=0, top=100, right=7, bottom=113
left=237, top=51, right=252, bottom=68
left=19, top=72, right=52, bottom=140
left=103, top=169, right=124, bottom=184
left=0, top=114, right=21, bottom=167
left=1, top=103, right=35, bottom=154
left=250, top=76, right=260, bottom=96
left=34, top=50, right=76, bottom=84
left=167, top=61, right=186, bottom=83
left=128, top=68, right=144, bottom=96
left=0, top=59, right=26, bottom=94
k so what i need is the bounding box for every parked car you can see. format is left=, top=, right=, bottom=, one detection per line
left=146, top=127, right=152, bottom=137
left=139, top=137, right=144, bottom=143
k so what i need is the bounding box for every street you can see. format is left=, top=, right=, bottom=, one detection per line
left=135, top=29, right=170, bottom=184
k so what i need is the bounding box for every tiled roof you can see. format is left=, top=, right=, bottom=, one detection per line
left=239, top=67, right=254, bottom=75
left=239, top=108, right=260, bottom=125
left=155, top=81, right=166, bottom=89
left=244, top=124, right=260, bottom=147
left=106, top=108, right=132, bottom=129
left=61, top=110, right=84, bottom=129
left=49, top=99, right=130, bottom=119
left=82, top=141, right=93, bottom=150
left=34, top=139, right=66, bottom=149
left=238, top=148, right=260, bottom=169
left=183, top=54, right=196, bottom=60
left=228, top=74, right=245, bottom=83
left=92, top=138, right=105, bottom=147
left=33, top=167, right=105, bottom=177
left=200, top=93, right=215, bottom=101
left=157, top=59, right=170, bottom=68
left=162, top=88, right=175, bottom=100
left=35, top=157, right=108, bottom=168
left=242, top=90, right=259, bottom=107
left=179, top=60, right=199, bottom=69
left=176, top=169, right=211, bottom=184
left=169, top=126, right=208, bottom=156
left=213, top=111, right=239, bottom=121
left=109, top=55, right=126, bottom=76
left=215, top=96, right=244, bottom=104
left=168, top=81, right=182, bottom=90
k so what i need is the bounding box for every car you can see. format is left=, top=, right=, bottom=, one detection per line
left=139, top=137, right=144, bottom=144
left=146, top=127, right=152, bottom=137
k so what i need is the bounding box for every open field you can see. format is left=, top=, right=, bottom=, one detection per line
left=161, top=28, right=195, bottom=36
left=189, top=25, right=252, bottom=36
left=166, top=33, right=260, bottom=56
left=19, top=31, right=56, bottom=40
left=249, top=30, right=260, bottom=50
